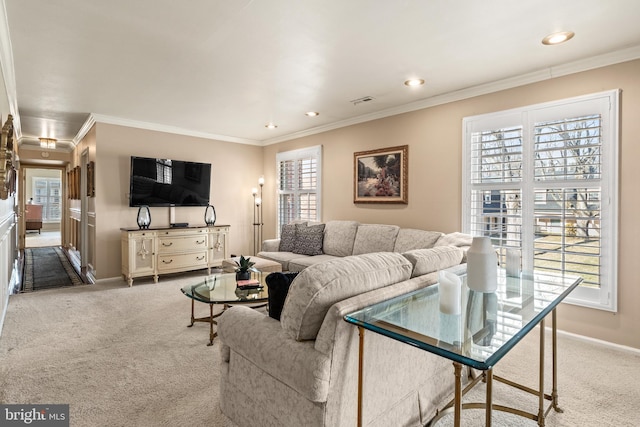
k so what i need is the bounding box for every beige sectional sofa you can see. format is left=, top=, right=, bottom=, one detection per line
left=258, top=220, right=472, bottom=272
left=218, top=221, right=473, bottom=427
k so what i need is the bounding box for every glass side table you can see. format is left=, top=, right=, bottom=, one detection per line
left=344, top=268, right=582, bottom=427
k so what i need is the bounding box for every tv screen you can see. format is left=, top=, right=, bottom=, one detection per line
left=129, top=157, right=211, bottom=207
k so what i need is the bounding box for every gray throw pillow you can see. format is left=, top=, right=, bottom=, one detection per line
left=293, top=223, right=325, bottom=255
left=279, top=223, right=297, bottom=252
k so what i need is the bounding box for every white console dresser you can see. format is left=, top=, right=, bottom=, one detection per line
left=121, top=225, right=230, bottom=286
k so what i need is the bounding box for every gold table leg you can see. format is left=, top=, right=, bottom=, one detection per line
left=453, top=362, right=462, bottom=427
left=357, top=326, right=364, bottom=427
left=486, top=368, right=493, bottom=427
left=187, top=301, right=228, bottom=346
left=538, top=317, right=546, bottom=426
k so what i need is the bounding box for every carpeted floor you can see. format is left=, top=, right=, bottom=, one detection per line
left=23, top=246, right=84, bottom=292
left=0, top=273, right=639, bottom=427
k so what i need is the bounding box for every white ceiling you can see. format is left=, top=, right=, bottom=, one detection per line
left=3, top=0, right=640, bottom=149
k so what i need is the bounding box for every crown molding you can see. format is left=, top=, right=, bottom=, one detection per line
left=263, top=45, right=640, bottom=146
left=0, top=0, right=21, bottom=140
left=73, top=114, right=96, bottom=146
left=84, top=113, right=262, bottom=146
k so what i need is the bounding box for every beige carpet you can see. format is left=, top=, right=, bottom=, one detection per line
left=1, top=273, right=639, bottom=427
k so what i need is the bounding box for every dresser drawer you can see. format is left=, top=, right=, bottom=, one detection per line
left=157, top=251, right=208, bottom=271
left=157, top=235, right=208, bottom=253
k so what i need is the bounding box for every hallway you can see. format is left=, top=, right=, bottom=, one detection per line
left=25, top=231, right=61, bottom=248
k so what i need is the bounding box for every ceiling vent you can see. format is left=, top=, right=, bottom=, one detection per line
left=350, top=96, right=375, bottom=106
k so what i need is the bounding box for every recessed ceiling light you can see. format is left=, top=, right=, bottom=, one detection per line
left=305, top=112, right=319, bottom=117
left=404, top=79, right=425, bottom=87
left=542, top=31, right=575, bottom=45
left=265, top=123, right=278, bottom=129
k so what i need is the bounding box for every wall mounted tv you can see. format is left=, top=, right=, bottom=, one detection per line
left=129, top=156, right=212, bottom=207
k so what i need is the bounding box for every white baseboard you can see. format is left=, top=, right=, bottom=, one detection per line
left=555, top=328, right=640, bottom=355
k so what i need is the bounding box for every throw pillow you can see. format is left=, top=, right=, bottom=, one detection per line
left=293, top=223, right=325, bottom=256
left=265, top=272, right=299, bottom=320
left=278, top=223, right=298, bottom=252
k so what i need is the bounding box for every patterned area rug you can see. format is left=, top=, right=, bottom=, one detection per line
left=23, top=246, right=83, bottom=292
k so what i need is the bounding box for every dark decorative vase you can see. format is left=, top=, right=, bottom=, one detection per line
left=205, top=204, right=216, bottom=226
left=236, top=271, right=251, bottom=281
left=137, top=205, right=151, bottom=229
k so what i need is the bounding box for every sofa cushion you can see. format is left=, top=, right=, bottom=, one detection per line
left=293, top=223, right=325, bottom=255
left=402, top=246, right=464, bottom=278
left=351, top=224, right=400, bottom=255
left=280, top=252, right=412, bottom=341
left=287, top=254, right=341, bottom=273
left=257, top=251, right=305, bottom=271
left=279, top=223, right=298, bottom=252
left=434, top=232, right=474, bottom=262
left=322, top=220, right=360, bottom=257
left=393, top=229, right=444, bottom=253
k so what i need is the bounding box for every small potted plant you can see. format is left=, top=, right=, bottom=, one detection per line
left=234, top=255, right=258, bottom=281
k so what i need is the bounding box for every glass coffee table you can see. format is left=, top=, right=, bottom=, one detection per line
left=181, top=272, right=268, bottom=346
left=344, top=268, right=582, bottom=427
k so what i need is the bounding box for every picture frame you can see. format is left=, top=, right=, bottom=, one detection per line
left=87, top=161, right=95, bottom=197
left=354, top=145, right=408, bottom=204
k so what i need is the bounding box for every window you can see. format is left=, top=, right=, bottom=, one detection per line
left=33, top=177, right=62, bottom=221
left=463, top=91, right=618, bottom=311
left=276, top=146, right=322, bottom=234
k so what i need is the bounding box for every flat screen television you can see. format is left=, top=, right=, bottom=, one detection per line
left=129, top=156, right=211, bottom=207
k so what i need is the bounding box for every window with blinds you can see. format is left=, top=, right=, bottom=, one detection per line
left=276, top=146, right=322, bottom=233
left=463, top=91, right=618, bottom=312
left=33, top=177, right=62, bottom=221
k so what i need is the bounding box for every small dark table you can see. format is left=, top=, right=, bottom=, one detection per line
left=181, top=272, right=268, bottom=346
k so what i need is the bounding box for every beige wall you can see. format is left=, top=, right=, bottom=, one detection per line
left=93, top=123, right=263, bottom=281
left=263, top=59, right=640, bottom=349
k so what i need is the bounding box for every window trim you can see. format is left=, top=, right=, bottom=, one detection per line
left=462, top=90, right=619, bottom=312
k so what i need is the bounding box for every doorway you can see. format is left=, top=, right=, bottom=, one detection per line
left=24, top=168, right=62, bottom=248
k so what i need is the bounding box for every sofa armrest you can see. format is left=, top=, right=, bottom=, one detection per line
left=314, top=272, right=438, bottom=355
left=218, top=306, right=331, bottom=402
left=262, top=238, right=281, bottom=252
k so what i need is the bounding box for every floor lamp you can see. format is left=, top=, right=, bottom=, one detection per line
left=252, top=176, right=264, bottom=255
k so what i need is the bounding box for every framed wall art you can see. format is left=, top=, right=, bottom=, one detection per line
left=87, top=161, right=95, bottom=197
left=354, top=145, right=408, bottom=204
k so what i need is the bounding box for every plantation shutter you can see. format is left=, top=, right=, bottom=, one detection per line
left=463, top=91, right=618, bottom=312
left=276, top=146, right=322, bottom=234
left=532, top=115, right=602, bottom=288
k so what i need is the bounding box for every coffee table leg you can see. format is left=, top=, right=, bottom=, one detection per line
left=208, top=303, right=215, bottom=346
left=551, top=308, right=564, bottom=413
left=188, top=298, right=195, bottom=327
left=453, top=362, right=462, bottom=427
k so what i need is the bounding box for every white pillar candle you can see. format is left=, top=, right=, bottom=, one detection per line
left=438, top=270, right=461, bottom=315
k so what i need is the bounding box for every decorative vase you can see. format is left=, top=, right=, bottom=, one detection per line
left=204, top=204, right=216, bottom=226
left=236, top=271, right=251, bottom=281
left=136, top=205, right=151, bottom=229
left=466, top=236, right=497, bottom=292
